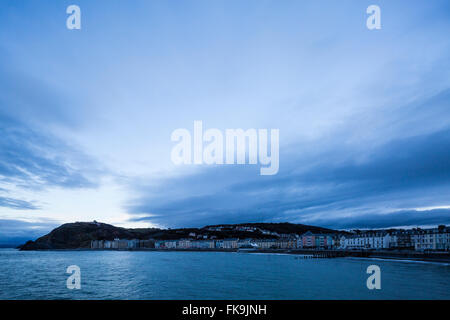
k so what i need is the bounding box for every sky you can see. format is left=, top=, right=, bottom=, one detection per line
left=1, top=0, right=450, bottom=244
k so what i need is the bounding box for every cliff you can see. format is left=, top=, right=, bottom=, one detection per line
left=18, top=222, right=159, bottom=250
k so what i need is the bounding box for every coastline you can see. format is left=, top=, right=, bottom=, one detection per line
left=11, top=247, right=450, bottom=263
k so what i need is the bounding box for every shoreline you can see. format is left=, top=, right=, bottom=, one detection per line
left=12, top=247, right=450, bottom=263
left=349, top=256, right=450, bottom=265
left=241, top=249, right=450, bottom=263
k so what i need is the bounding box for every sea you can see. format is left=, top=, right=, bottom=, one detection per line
left=0, top=248, right=448, bottom=300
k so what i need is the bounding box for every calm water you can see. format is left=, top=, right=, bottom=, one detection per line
left=0, top=249, right=448, bottom=299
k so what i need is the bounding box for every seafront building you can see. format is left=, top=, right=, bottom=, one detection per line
left=90, top=225, right=450, bottom=252
left=222, top=239, right=239, bottom=249
left=298, top=231, right=334, bottom=249
left=389, top=230, right=414, bottom=250
left=411, top=226, right=450, bottom=250
left=252, top=239, right=278, bottom=249
left=339, top=232, right=392, bottom=249
left=339, top=226, right=450, bottom=251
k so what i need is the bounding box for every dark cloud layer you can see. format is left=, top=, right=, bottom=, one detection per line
left=127, top=90, right=450, bottom=229
left=0, top=197, right=39, bottom=210
left=306, top=208, right=450, bottom=230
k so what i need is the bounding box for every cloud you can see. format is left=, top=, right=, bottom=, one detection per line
left=126, top=89, right=450, bottom=229
left=0, top=50, right=79, bottom=127
left=0, top=112, right=99, bottom=189
left=1, top=0, right=450, bottom=235
left=0, top=218, right=59, bottom=244
left=0, top=58, right=103, bottom=209
left=306, top=208, right=450, bottom=230
left=0, top=197, right=39, bottom=210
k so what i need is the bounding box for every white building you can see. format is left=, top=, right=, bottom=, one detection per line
left=340, top=232, right=392, bottom=249
left=412, top=226, right=450, bottom=251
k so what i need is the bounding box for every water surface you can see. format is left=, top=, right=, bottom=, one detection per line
left=0, top=249, right=448, bottom=299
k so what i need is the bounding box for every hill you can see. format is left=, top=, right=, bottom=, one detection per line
left=205, top=222, right=335, bottom=235
left=18, top=221, right=340, bottom=250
